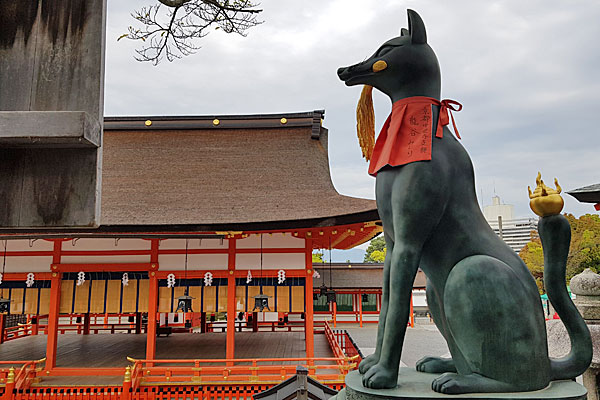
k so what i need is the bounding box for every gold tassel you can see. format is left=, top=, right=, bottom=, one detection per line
left=356, top=85, right=375, bottom=161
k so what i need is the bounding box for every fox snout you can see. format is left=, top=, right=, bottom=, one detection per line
left=337, top=64, right=361, bottom=86
left=338, top=60, right=385, bottom=86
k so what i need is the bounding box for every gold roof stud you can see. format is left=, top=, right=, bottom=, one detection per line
left=213, top=119, right=220, bottom=126
left=145, top=120, right=152, bottom=127
left=528, top=172, right=564, bottom=217
left=280, top=117, right=288, bottom=124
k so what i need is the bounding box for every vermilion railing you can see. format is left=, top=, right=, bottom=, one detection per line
left=331, top=329, right=364, bottom=360
left=125, top=354, right=358, bottom=390
left=38, top=323, right=141, bottom=335
left=324, top=321, right=346, bottom=362
left=206, top=320, right=306, bottom=332
left=0, top=321, right=358, bottom=399
left=2, top=324, right=35, bottom=342
left=0, top=358, right=45, bottom=392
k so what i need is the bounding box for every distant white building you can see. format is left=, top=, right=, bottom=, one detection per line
left=483, top=196, right=537, bottom=253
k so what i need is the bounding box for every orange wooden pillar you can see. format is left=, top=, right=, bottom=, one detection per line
left=31, top=316, right=39, bottom=336
left=304, top=238, right=314, bottom=359
left=83, top=313, right=90, bottom=335
left=46, top=241, right=63, bottom=370
left=146, top=273, right=158, bottom=360
left=46, top=272, right=62, bottom=370
left=146, top=240, right=159, bottom=361
left=409, top=292, right=415, bottom=328
left=332, top=301, right=337, bottom=328
left=135, top=312, right=142, bottom=334
left=226, top=238, right=236, bottom=364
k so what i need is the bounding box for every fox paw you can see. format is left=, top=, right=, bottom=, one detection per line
left=358, top=354, right=379, bottom=374
left=416, top=356, right=456, bottom=373
left=432, top=373, right=510, bottom=394
left=362, top=363, right=397, bottom=389
left=432, top=373, right=472, bottom=394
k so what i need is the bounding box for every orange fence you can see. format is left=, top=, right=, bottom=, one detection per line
left=126, top=354, right=357, bottom=390
left=0, top=358, right=45, bottom=394
left=2, top=324, right=35, bottom=343
left=207, top=320, right=306, bottom=333
left=39, top=323, right=141, bottom=335
left=0, top=322, right=358, bottom=399
left=0, top=314, right=143, bottom=342
left=331, top=329, right=363, bottom=360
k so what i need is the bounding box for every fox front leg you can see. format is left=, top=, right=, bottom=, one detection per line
left=359, top=231, right=394, bottom=374
left=362, top=164, right=449, bottom=389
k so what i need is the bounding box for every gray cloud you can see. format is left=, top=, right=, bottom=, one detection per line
left=105, top=0, right=599, bottom=223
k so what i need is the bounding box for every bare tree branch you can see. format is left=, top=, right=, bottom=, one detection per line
left=121, top=0, right=262, bottom=65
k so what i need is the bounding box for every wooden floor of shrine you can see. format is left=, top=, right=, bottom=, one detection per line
left=0, top=332, right=335, bottom=386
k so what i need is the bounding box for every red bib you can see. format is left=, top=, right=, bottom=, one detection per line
left=368, top=97, right=462, bottom=176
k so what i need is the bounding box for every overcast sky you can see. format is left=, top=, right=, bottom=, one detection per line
left=104, top=1, right=599, bottom=259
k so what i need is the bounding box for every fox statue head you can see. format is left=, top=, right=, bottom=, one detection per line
left=337, top=9, right=441, bottom=103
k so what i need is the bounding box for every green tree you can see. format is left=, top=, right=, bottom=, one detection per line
left=565, top=213, right=600, bottom=280
left=519, top=236, right=545, bottom=293
left=519, top=213, right=600, bottom=291
left=364, top=236, right=386, bottom=263
left=312, top=251, right=324, bottom=263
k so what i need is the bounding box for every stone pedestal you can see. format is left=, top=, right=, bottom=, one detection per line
left=333, top=369, right=587, bottom=400
left=571, top=269, right=600, bottom=400
left=547, top=269, right=600, bottom=400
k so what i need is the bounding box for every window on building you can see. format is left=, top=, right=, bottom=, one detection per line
left=336, top=294, right=353, bottom=312
left=362, top=293, right=377, bottom=311
left=313, top=294, right=329, bottom=312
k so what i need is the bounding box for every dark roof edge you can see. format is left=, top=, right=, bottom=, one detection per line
left=0, top=209, right=380, bottom=237
left=567, top=183, right=600, bottom=203
left=104, top=110, right=325, bottom=131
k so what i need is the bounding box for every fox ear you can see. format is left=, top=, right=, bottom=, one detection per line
left=407, top=9, right=427, bottom=44
left=400, top=28, right=409, bottom=37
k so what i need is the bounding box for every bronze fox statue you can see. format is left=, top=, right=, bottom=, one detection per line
left=337, top=9, right=591, bottom=394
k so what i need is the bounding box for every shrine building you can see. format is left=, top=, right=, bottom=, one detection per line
left=0, top=110, right=381, bottom=394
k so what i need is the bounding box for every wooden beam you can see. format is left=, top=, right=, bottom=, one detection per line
left=51, top=263, right=155, bottom=272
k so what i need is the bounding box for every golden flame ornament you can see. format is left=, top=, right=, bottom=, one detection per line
left=528, top=172, right=564, bottom=217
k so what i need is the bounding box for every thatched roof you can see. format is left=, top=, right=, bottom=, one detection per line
left=100, top=111, right=378, bottom=231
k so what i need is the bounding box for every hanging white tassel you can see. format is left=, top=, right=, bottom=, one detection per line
left=26, top=273, right=35, bottom=288
left=122, top=272, right=129, bottom=286
left=167, top=273, right=176, bottom=288
left=76, top=271, right=86, bottom=286
left=204, top=272, right=213, bottom=286
left=277, top=269, right=286, bottom=284
left=0, top=272, right=3, bottom=285
left=313, top=270, right=320, bottom=279
left=246, top=270, right=252, bottom=284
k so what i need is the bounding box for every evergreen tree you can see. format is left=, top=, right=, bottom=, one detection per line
left=364, top=236, right=386, bottom=263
